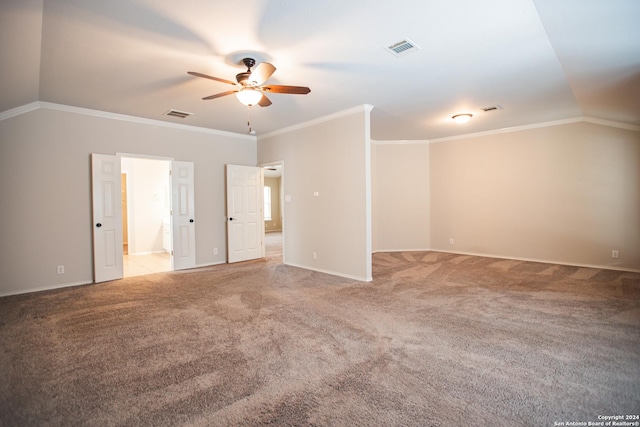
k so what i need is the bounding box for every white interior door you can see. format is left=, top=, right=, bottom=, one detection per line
left=226, top=165, right=264, bottom=263
left=92, top=153, right=123, bottom=283
left=172, top=161, right=196, bottom=270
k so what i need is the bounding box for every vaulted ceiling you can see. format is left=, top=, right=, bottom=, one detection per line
left=2, top=0, right=639, bottom=140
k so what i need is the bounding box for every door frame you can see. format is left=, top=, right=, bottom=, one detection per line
left=119, top=153, right=174, bottom=273
left=121, top=171, right=129, bottom=255
left=92, top=152, right=197, bottom=281
left=260, top=160, right=285, bottom=262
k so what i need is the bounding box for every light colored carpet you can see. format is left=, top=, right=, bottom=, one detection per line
left=1, top=242, right=639, bottom=426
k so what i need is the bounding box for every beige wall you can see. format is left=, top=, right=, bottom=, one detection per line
left=2, top=104, right=636, bottom=296
left=264, top=176, right=282, bottom=232
left=372, top=141, right=430, bottom=252
left=258, top=106, right=373, bottom=281
left=0, top=106, right=256, bottom=295
left=430, top=121, right=640, bottom=270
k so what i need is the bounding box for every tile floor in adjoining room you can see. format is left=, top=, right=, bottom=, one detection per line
left=123, top=233, right=282, bottom=278
left=123, top=252, right=171, bottom=278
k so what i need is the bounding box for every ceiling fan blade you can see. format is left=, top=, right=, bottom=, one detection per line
left=249, top=62, right=276, bottom=86
left=260, top=85, right=311, bottom=94
left=258, top=94, right=272, bottom=107
left=202, top=90, right=238, bottom=100
left=188, top=71, right=236, bottom=86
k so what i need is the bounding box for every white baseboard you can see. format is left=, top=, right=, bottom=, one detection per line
left=430, top=249, right=640, bottom=273
left=373, top=247, right=639, bottom=273
left=194, top=261, right=227, bottom=269
left=285, top=261, right=372, bottom=282
left=373, top=248, right=431, bottom=253
left=0, top=280, right=93, bottom=297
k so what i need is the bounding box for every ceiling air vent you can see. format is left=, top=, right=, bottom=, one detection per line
left=164, top=109, right=193, bottom=119
left=482, top=105, right=503, bottom=112
left=385, top=38, right=421, bottom=57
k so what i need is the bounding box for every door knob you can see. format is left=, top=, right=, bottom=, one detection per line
left=96, top=223, right=102, bottom=228
left=189, top=219, right=194, bottom=223
left=229, top=217, right=235, bottom=221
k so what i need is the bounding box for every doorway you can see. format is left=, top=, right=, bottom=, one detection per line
left=121, top=156, right=172, bottom=277
left=121, top=173, right=128, bottom=255
left=92, top=153, right=196, bottom=283
left=262, top=162, right=284, bottom=263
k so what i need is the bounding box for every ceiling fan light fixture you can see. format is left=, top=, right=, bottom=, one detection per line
left=189, top=58, right=309, bottom=109
left=236, top=88, right=263, bottom=106
left=452, top=113, right=473, bottom=124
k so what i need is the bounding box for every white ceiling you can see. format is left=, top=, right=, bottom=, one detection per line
left=1, top=0, right=639, bottom=140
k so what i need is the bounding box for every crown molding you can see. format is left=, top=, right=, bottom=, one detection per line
left=430, top=116, right=639, bottom=144
left=430, top=117, right=581, bottom=143
left=38, top=102, right=256, bottom=140
left=582, top=116, right=640, bottom=131
left=259, top=104, right=375, bottom=140
left=371, top=139, right=430, bottom=145
left=4, top=102, right=636, bottom=142
left=0, top=101, right=41, bottom=121
left=0, top=101, right=256, bottom=141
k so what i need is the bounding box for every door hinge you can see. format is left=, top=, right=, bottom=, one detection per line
left=171, top=250, right=174, bottom=256
left=169, top=170, right=172, bottom=176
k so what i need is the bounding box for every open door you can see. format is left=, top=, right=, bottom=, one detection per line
left=171, top=161, right=196, bottom=270
left=92, top=153, right=123, bottom=283
left=226, top=165, right=264, bottom=263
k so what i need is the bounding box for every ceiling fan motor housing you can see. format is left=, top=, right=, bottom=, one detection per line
left=242, top=58, right=256, bottom=69
left=237, top=58, right=256, bottom=85
left=236, top=72, right=251, bottom=85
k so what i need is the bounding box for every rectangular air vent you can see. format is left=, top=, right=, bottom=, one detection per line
left=482, top=105, right=503, bottom=112
left=385, top=38, right=421, bottom=57
left=164, top=109, right=193, bottom=119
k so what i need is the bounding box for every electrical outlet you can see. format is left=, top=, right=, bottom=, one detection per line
left=449, top=239, right=454, bottom=245
left=214, top=248, right=218, bottom=255
left=57, top=265, right=65, bottom=274
left=612, top=250, right=619, bottom=259
left=312, top=252, right=317, bottom=260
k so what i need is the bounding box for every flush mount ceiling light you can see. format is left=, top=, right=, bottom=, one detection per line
left=452, top=113, right=473, bottom=124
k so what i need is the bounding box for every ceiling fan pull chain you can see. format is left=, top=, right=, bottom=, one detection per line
left=247, top=106, right=252, bottom=134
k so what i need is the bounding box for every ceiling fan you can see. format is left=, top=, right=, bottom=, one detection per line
left=188, top=58, right=311, bottom=107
